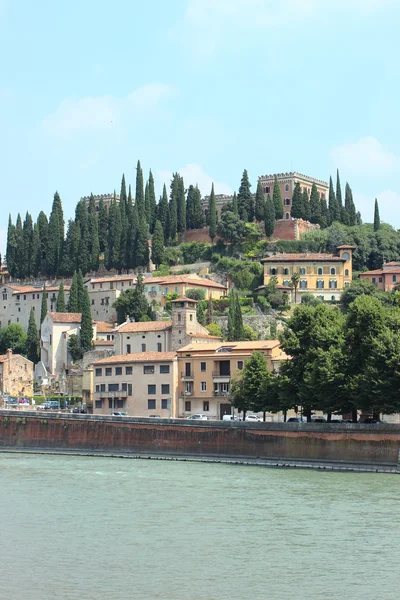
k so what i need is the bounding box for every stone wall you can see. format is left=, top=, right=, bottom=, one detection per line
left=214, top=314, right=285, bottom=339
left=0, top=412, right=399, bottom=467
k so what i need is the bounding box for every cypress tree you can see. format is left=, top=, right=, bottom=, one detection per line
left=336, top=169, right=344, bottom=221
left=79, top=287, right=93, bottom=353
left=227, top=292, right=235, bottom=341
left=197, top=302, right=206, bottom=326
left=158, top=184, right=169, bottom=242
left=310, top=183, right=321, bottom=224
left=127, top=191, right=139, bottom=269
left=26, top=307, right=40, bottom=364
left=320, top=197, right=329, bottom=228
left=328, top=176, right=340, bottom=223
left=272, top=175, right=284, bottom=219
left=88, top=194, right=100, bottom=272
left=77, top=218, right=91, bottom=276
left=186, top=184, right=195, bottom=230
left=374, top=198, right=380, bottom=231
left=107, top=195, right=122, bottom=269
left=176, top=175, right=186, bottom=235
left=15, top=214, right=24, bottom=278
left=206, top=296, right=213, bottom=325
left=148, top=170, right=157, bottom=233
left=120, top=174, right=127, bottom=209
left=302, top=189, right=311, bottom=221
left=208, top=183, right=217, bottom=242
left=187, top=185, right=204, bottom=229
left=345, top=183, right=357, bottom=226
left=227, top=291, right=244, bottom=341
left=76, top=269, right=85, bottom=312
left=234, top=292, right=244, bottom=341
left=237, top=169, right=253, bottom=221
left=152, top=220, right=165, bottom=267
left=290, top=183, right=303, bottom=218
left=40, top=285, right=48, bottom=324
left=264, top=194, right=275, bottom=237
left=22, top=212, right=33, bottom=277
left=6, top=215, right=17, bottom=277
left=56, top=281, right=66, bottom=312
left=62, top=219, right=79, bottom=275
left=46, top=191, right=65, bottom=276
left=169, top=175, right=178, bottom=242
left=135, top=160, right=145, bottom=218
left=136, top=216, right=149, bottom=268
left=98, top=198, right=108, bottom=253
left=254, top=181, right=266, bottom=221
left=144, top=181, right=151, bottom=226
left=232, top=192, right=239, bottom=216
left=31, top=223, right=40, bottom=277
left=37, top=211, right=49, bottom=275
left=68, top=271, right=79, bottom=312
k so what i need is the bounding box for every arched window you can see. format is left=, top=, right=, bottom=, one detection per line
left=317, top=268, right=323, bottom=275
left=270, top=268, right=277, bottom=276
left=285, top=212, right=290, bottom=220
left=330, top=267, right=336, bottom=275
left=345, top=269, right=349, bottom=277
left=300, top=280, right=307, bottom=289
left=283, top=280, right=290, bottom=287
left=265, top=186, right=270, bottom=193
left=285, top=184, right=289, bottom=192
left=331, top=296, right=336, bottom=301
left=342, top=252, right=350, bottom=261
left=300, top=267, right=306, bottom=275
left=285, top=198, right=290, bottom=205
left=283, top=268, right=289, bottom=275
left=329, top=280, right=337, bottom=289
left=317, top=280, right=324, bottom=289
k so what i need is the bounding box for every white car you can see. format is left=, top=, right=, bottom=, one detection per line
left=245, top=414, right=262, bottom=422
left=186, top=414, right=208, bottom=420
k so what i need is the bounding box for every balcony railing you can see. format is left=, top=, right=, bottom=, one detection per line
left=212, top=371, right=231, bottom=378
left=95, top=390, right=128, bottom=399
left=213, top=390, right=230, bottom=397
left=181, top=372, right=194, bottom=380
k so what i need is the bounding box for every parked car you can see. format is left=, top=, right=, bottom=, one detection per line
left=286, top=417, right=306, bottom=423
left=37, top=402, right=51, bottom=410
left=311, top=417, right=326, bottom=423
left=112, top=412, right=128, bottom=416
left=186, top=414, right=208, bottom=420
left=148, top=415, right=161, bottom=418
left=5, top=397, right=18, bottom=405
left=222, top=414, right=241, bottom=421
left=361, top=417, right=384, bottom=424
left=245, top=414, right=262, bottom=422
left=18, top=398, right=30, bottom=405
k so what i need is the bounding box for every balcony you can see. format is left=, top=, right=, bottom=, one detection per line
left=181, top=372, right=194, bottom=381
left=95, top=390, right=128, bottom=399
left=213, top=390, right=230, bottom=397
left=212, top=371, right=231, bottom=382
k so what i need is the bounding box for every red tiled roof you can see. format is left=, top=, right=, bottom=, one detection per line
left=261, top=254, right=345, bottom=263
left=93, top=351, right=176, bottom=365
left=359, top=269, right=383, bottom=276
left=49, top=312, right=82, bottom=323
left=116, top=320, right=172, bottom=333
left=93, top=340, right=114, bottom=346
left=144, top=275, right=226, bottom=289
left=94, top=321, right=115, bottom=332
left=89, top=275, right=136, bottom=284
left=170, top=296, right=199, bottom=303
left=10, top=285, right=70, bottom=294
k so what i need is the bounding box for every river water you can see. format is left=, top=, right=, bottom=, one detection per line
left=0, top=454, right=399, bottom=600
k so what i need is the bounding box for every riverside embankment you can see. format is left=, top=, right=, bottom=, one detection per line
left=1, top=411, right=399, bottom=472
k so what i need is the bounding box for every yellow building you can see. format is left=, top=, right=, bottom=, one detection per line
left=176, top=340, right=287, bottom=420
left=261, top=245, right=354, bottom=302
left=143, top=274, right=227, bottom=307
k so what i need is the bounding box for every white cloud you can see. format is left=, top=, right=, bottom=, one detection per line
left=42, top=83, right=177, bottom=137
left=354, top=189, right=400, bottom=227
left=331, top=137, right=399, bottom=176
left=158, top=164, right=232, bottom=196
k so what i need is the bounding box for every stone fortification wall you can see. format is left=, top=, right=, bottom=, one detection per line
left=0, top=413, right=399, bottom=467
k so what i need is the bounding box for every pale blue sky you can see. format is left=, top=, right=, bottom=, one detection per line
left=1, top=0, right=399, bottom=253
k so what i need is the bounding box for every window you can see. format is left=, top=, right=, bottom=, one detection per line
left=161, top=384, right=170, bottom=394
left=190, top=314, right=193, bottom=321
left=185, top=401, right=191, bottom=412
left=372, top=277, right=376, bottom=284
left=108, top=383, right=119, bottom=392
left=316, top=280, right=324, bottom=289
left=125, top=366, right=132, bottom=375
left=148, top=384, right=156, bottom=394
left=16, top=294, right=20, bottom=300
left=200, top=362, right=206, bottom=372
left=160, top=365, right=170, bottom=374
left=379, top=277, right=383, bottom=283
left=283, top=268, right=289, bottom=275
left=285, top=198, right=290, bottom=205
left=342, top=252, right=350, bottom=261
left=128, top=384, right=132, bottom=396
left=2, top=294, right=6, bottom=300
left=285, top=184, right=289, bottom=192
left=285, top=212, right=290, bottom=220
left=237, top=361, right=243, bottom=370
left=317, top=267, right=323, bottom=275
left=32, top=294, right=35, bottom=299
left=185, top=382, right=193, bottom=394
left=96, top=385, right=100, bottom=392
left=175, top=286, right=178, bottom=293
left=144, top=365, right=155, bottom=374
left=91, top=299, right=95, bottom=305
left=157, top=343, right=162, bottom=352
left=165, top=287, right=169, bottom=294
left=330, top=268, right=336, bottom=275
left=95, top=400, right=103, bottom=409
left=329, top=280, right=337, bottom=289
left=203, top=401, right=209, bottom=412
left=126, top=343, right=132, bottom=354
left=95, top=368, right=102, bottom=376
left=37, top=294, right=39, bottom=299
left=300, top=267, right=306, bottom=275
left=148, top=399, right=156, bottom=410
left=115, top=367, right=122, bottom=376
left=201, top=382, right=207, bottom=392
left=393, top=275, right=397, bottom=283
left=283, top=280, right=290, bottom=287
left=300, top=280, right=307, bottom=289
left=331, top=296, right=336, bottom=301
left=141, top=343, right=146, bottom=352
left=105, top=367, right=112, bottom=376
left=121, top=383, right=127, bottom=391
left=161, top=399, right=169, bottom=410
left=345, top=269, right=349, bottom=277
left=270, top=268, right=277, bottom=275
left=100, top=384, right=105, bottom=392
left=264, top=186, right=270, bottom=193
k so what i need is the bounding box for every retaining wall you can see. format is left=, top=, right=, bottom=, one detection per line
left=0, top=412, right=399, bottom=467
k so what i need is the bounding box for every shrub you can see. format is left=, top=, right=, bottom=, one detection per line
left=206, top=323, right=223, bottom=338
left=186, top=288, right=207, bottom=301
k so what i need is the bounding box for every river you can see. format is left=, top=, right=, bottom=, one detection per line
left=0, top=454, right=398, bottom=600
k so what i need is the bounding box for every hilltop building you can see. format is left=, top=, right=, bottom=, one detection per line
left=359, top=262, right=400, bottom=291
left=0, top=284, right=70, bottom=330
left=261, top=245, right=354, bottom=303
left=82, top=193, right=120, bottom=211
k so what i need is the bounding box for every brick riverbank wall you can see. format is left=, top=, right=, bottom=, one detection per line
left=1, top=412, right=400, bottom=466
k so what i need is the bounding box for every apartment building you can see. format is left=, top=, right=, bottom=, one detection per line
left=143, top=274, right=227, bottom=307
left=0, top=284, right=70, bottom=330
left=261, top=245, right=353, bottom=302
left=92, top=352, right=178, bottom=417
left=176, top=340, right=286, bottom=419
left=85, top=274, right=136, bottom=322
left=359, top=262, right=400, bottom=291
left=0, top=349, right=34, bottom=398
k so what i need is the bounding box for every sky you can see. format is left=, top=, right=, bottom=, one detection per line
left=0, top=0, right=399, bottom=253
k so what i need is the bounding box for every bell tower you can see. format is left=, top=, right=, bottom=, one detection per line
left=171, top=297, right=199, bottom=350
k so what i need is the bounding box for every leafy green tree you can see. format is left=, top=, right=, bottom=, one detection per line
left=272, top=176, right=284, bottom=219
left=231, top=351, right=270, bottom=417
left=68, top=333, right=83, bottom=362
left=290, top=272, right=300, bottom=304
left=309, top=183, right=321, bottom=224
left=152, top=220, right=165, bottom=267
left=208, top=183, right=217, bottom=242
left=254, top=180, right=266, bottom=221
left=290, top=182, right=303, bottom=219
left=264, top=193, right=275, bottom=237
left=56, top=282, right=66, bottom=312
left=340, top=279, right=377, bottom=309
left=113, top=273, right=150, bottom=324
left=374, top=198, right=380, bottom=231
left=205, top=322, right=222, bottom=338
left=186, top=288, right=206, bottom=301
left=79, top=287, right=93, bottom=353
left=206, top=295, right=214, bottom=325
left=0, top=323, right=28, bottom=355
left=196, top=301, right=206, bottom=325
left=68, top=271, right=79, bottom=312
left=40, top=285, right=48, bottom=323
left=217, top=210, right=246, bottom=245
left=237, top=169, right=253, bottom=221
left=26, top=308, right=40, bottom=364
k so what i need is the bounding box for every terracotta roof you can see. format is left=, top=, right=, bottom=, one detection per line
left=89, top=275, right=136, bottom=284
left=336, top=245, right=355, bottom=249
left=93, top=340, right=114, bottom=346
left=261, top=254, right=345, bottom=263
left=359, top=269, right=383, bottom=276
left=94, top=321, right=115, bottom=332
left=93, top=351, right=177, bottom=365
left=49, top=312, right=82, bottom=323
left=170, top=296, right=199, bottom=303
left=177, top=340, right=280, bottom=353
left=116, top=320, right=172, bottom=333
left=10, top=285, right=70, bottom=294
left=0, top=353, right=32, bottom=363
left=144, top=275, right=226, bottom=289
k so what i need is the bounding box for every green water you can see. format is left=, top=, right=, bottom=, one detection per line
left=0, top=454, right=398, bottom=600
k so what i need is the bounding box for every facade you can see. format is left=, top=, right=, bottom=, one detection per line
left=258, top=172, right=329, bottom=220
left=86, top=275, right=137, bottom=322
left=359, top=262, right=400, bottom=291
left=0, top=284, right=70, bottom=331
left=92, top=352, right=178, bottom=417
left=143, top=274, right=227, bottom=307
left=176, top=340, right=286, bottom=420
left=0, top=349, right=34, bottom=398
left=261, top=245, right=354, bottom=302
left=114, top=297, right=220, bottom=355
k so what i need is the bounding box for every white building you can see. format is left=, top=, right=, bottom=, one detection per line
left=0, top=284, right=70, bottom=330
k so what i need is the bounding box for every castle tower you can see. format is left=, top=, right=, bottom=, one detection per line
left=171, top=297, right=199, bottom=350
